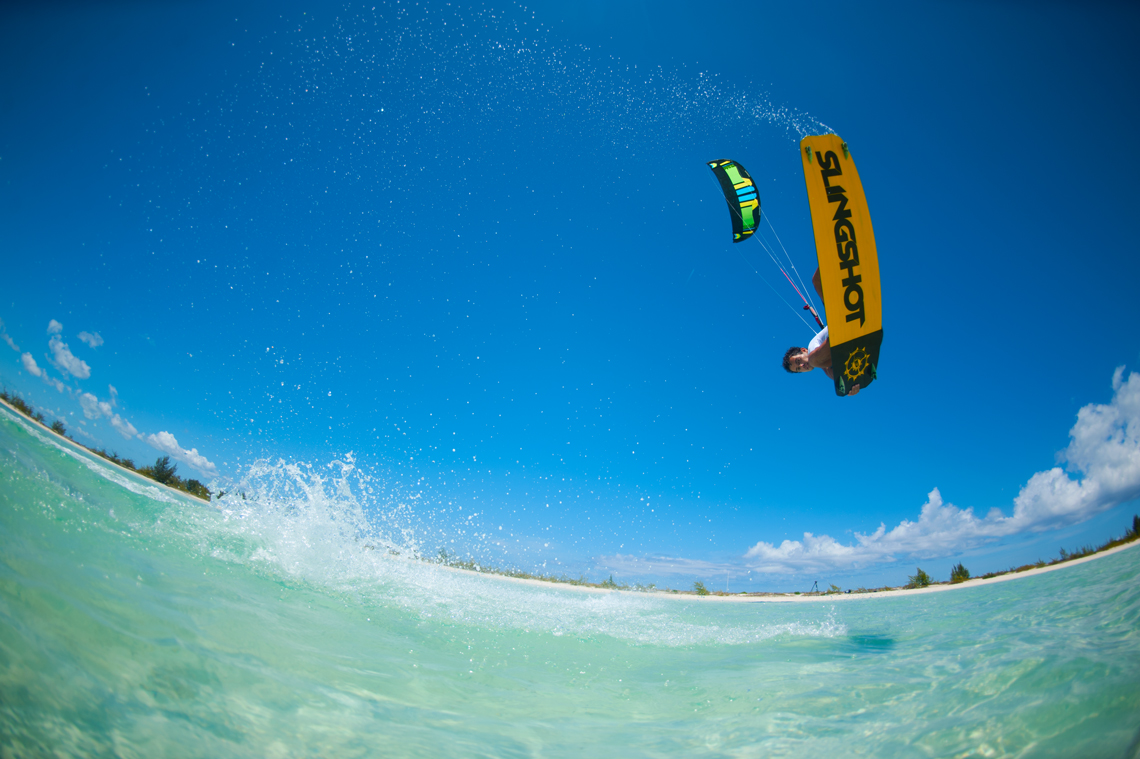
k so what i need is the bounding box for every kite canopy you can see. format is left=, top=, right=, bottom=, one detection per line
left=708, top=159, right=760, bottom=242
left=800, top=134, right=883, bottom=396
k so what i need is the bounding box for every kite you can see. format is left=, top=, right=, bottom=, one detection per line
left=707, top=159, right=760, bottom=242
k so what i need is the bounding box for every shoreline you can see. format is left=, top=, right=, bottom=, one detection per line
left=4, top=396, right=1137, bottom=603
left=0, top=398, right=209, bottom=504
left=421, top=531, right=1140, bottom=603
left=459, top=538, right=1140, bottom=602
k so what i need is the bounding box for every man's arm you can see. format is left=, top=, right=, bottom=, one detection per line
left=807, top=336, right=831, bottom=369
left=809, top=269, right=858, bottom=395
left=814, top=339, right=861, bottom=396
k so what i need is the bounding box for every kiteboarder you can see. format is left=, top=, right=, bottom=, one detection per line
left=781, top=269, right=861, bottom=396
left=708, top=136, right=880, bottom=397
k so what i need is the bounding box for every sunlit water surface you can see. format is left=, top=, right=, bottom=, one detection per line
left=2, top=408, right=1139, bottom=758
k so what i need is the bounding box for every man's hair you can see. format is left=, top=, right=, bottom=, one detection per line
left=782, top=347, right=806, bottom=373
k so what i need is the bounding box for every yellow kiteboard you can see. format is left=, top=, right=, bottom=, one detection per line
left=800, top=134, right=883, bottom=396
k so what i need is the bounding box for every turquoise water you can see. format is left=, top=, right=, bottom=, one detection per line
left=2, top=407, right=1139, bottom=758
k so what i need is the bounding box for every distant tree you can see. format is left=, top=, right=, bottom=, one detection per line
left=151, top=455, right=178, bottom=485
left=2, top=390, right=34, bottom=417
left=185, top=479, right=211, bottom=499
left=693, top=580, right=709, bottom=596
left=50, top=419, right=66, bottom=435
left=907, top=568, right=932, bottom=589
left=950, top=562, right=970, bottom=584
left=1132, top=514, right=1140, bottom=540
left=829, top=583, right=842, bottom=593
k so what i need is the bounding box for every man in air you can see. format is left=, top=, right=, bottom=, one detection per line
left=780, top=269, right=861, bottom=396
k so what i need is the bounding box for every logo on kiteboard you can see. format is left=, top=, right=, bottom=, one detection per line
left=843, top=346, right=872, bottom=382
left=816, top=150, right=866, bottom=328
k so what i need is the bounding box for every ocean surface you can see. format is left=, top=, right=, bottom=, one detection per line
left=2, top=406, right=1139, bottom=758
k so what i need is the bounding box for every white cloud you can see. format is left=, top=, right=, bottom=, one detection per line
left=21, top=353, right=66, bottom=392
left=21, top=352, right=43, bottom=377
left=743, top=488, right=1004, bottom=574
left=0, top=318, right=18, bottom=352
left=80, top=392, right=106, bottom=419
left=744, top=367, right=1140, bottom=574
left=79, top=391, right=137, bottom=438
left=78, top=331, right=104, bottom=348
left=47, top=319, right=62, bottom=335
left=48, top=335, right=91, bottom=379
left=145, top=431, right=218, bottom=477
left=109, top=414, right=138, bottom=439
left=1007, top=366, right=1140, bottom=529
left=109, top=385, right=119, bottom=405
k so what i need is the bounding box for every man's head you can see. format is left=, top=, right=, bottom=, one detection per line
left=782, top=347, right=812, bottom=373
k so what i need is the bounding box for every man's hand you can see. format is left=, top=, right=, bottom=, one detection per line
left=847, top=384, right=861, bottom=397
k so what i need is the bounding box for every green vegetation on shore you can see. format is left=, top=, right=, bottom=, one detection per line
left=906, top=568, right=933, bottom=589
left=974, top=515, right=1140, bottom=580
left=1, top=388, right=212, bottom=502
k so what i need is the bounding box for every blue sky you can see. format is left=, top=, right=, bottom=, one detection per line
left=2, top=0, right=1139, bottom=590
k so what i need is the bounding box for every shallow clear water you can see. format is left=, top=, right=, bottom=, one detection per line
left=2, top=406, right=1139, bottom=758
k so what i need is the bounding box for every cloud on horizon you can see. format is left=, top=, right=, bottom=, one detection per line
left=596, top=553, right=741, bottom=579
left=145, top=431, right=218, bottom=477
left=743, top=366, right=1140, bottom=574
